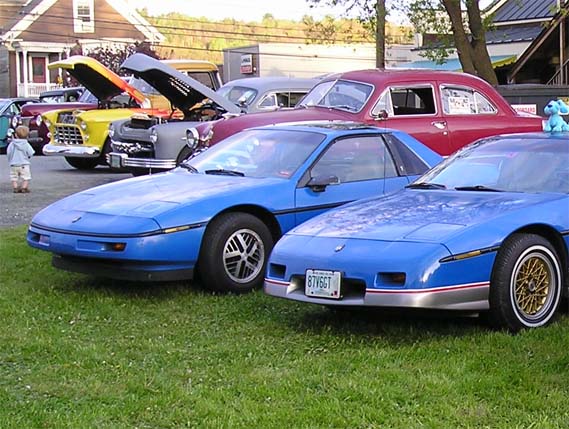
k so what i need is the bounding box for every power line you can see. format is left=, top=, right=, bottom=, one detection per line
left=0, top=11, right=375, bottom=43
left=11, top=28, right=378, bottom=61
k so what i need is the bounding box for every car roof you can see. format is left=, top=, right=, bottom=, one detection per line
left=482, top=131, right=569, bottom=141
left=251, top=120, right=396, bottom=135
left=221, top=76, right=320, bottom=91
left=325, top=68, right=490, bottom=86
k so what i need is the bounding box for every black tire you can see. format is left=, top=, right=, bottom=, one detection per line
left=198, top=212, right=273, bottom=293
left=489, top=233, right=562, bottom=332
left=65, top=157, right=99, bottom=170
left=176, top=146, right=194, bottom=166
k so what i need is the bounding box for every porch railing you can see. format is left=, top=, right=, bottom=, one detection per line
left=17, top=83, right=62, bottom=97
left=547, top=59, right=569, bottom=85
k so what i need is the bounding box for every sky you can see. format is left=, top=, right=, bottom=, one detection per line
left=132, top=0, right=495, bottom=23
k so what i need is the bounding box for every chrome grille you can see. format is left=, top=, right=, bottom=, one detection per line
left=54, top=125, right=84, bottom=145
left=57, top=112, right=75, bottom=124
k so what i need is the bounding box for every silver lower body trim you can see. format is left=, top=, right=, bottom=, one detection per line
left=264, top=279, right=490, bottom=311
left=108, top=152, right=176, bottom=169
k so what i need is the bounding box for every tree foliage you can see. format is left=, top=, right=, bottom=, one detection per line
left=401, top=0, right=497, bottom=84
left=307, top=0, right=389, bottom=67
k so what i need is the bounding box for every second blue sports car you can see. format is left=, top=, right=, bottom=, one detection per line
left=264, top=132, right=569, bottom=331
left=27, top=122, right=441, bottom=292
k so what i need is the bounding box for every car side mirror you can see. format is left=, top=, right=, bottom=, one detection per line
left=374, top=109, right=388, bottom=120
left=307, top=174, right=340, bottom=193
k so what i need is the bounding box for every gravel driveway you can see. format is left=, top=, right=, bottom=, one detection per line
left=0, top=155, right=130, bottom=228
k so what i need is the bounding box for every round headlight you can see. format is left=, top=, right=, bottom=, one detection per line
left=185, top=127, right=200, bottom=150
left=150, top=128, right=158, bottom=144
left=108, top=123, right=115, bottom=138
left=11, top=115, right=18, bottom=128
left=35, top=115, right=42, bottom=127
left=79, top=120, right=87, bottom=131
left=44, top=118, right=51, bottom=128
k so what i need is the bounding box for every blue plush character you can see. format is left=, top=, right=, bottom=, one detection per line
left=544, top=99, right=569, bottom=132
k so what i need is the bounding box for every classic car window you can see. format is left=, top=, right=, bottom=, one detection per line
left=299, top=79, right=373, bottom=112
left=40, top=95, right=64, bottom=103
left=441, top=86, right=497, bottom=115
left=79, top=89, right=97, bottom=103
left=217, top=86, right=258, bottom=107
left=130, top=77, right=160, bottom=95
left=310, top=136, right=397, bottom=183
left=383, top=134, right=430, bottom=175
left=7, top=103, right=21, bottom=115
left=189, top=129, right=324, bottom=178
left=258, top=93, right=278, bottom=109
left=186, top=71, right=216, bottom=90
left=389, top=86, right=436, bottom=116
left=288, top=92, right=308, bottom=107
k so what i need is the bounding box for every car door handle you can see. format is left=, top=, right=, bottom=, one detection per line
left=431, top=121, right=447, bottom=130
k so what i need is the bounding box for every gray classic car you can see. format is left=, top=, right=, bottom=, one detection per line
left=109, top=58, right=319, bottom=176
left=216, top=76, right=320, bottom=112
left=108, top=54, right=241, bottom=175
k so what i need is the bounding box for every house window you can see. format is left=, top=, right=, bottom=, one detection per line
left=73, top=0, right=94, bottom=33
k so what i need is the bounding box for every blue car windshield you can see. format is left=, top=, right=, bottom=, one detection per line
left=417, top=137, right=569, bottom=194
left=188, top=129, right=325, bottom=178
left=298, top=79, right=373, bottom=112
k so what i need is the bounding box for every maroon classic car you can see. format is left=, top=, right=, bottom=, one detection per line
left=189, top=69, right=544, bottom=157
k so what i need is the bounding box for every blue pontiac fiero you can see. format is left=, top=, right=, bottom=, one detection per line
left=27, top=122, right=441, bottom=293
left=264, top=133, right=569, bottom=331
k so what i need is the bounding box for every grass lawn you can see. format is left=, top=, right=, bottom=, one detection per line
left=1, top=226, right=569, bottom=428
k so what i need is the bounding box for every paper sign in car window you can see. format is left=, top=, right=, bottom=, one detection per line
left=448, top=96, right=473, bottom=114
left=448, top=97, right=472, bottom=115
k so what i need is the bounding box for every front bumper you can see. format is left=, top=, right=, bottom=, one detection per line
left=27, top=223, right=206, bottom=282
left=264, top=234, right=495, bottom=311
left=108, top=152, right=176, bottom=169
left=43, top=143, right=100, bottom=158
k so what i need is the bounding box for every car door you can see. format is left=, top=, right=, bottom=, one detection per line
left=294, top=134, right=406, bottom=225
left=371, top=84, right=452, bottom=155
left=438, top=84, right=500, bottom=153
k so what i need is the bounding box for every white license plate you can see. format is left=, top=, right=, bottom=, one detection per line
left=305, top=269, right=341, bottom=299
left=109, top=154, right=123, bottom=168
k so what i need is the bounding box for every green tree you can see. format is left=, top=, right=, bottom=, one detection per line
left=404, top=0, right=497, bottom=84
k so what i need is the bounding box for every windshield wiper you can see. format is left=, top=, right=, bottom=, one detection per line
left=328, top=104, right=357, bottom=112
left=179, top=162, right=198, bottom=173
left=405, top=182, right=447, bottom=190
left=454, top=185, right=503, bottom=192
left=204, top=169, right=245, bottom=177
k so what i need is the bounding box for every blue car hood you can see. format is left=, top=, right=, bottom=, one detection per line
left=291, top=190, right=564, bottom=243
left=32, top=170, right=279, bottom=234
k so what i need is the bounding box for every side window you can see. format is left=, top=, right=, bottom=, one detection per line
left=383, top=134, right=430, bottom=176
left=441, top=86, right=497, bottom=115
left=258, top=93, right=278, bottom=109
left=187, top=72, right=216, bottom=90
left=390, top=87, right=436, bottom=116
left=310, top=136, right=397, bottom=184
left=288, top=92, right=307, bottom=107
left=8, top=103, right=20, bottom=115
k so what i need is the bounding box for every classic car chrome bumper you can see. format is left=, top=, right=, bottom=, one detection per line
left=43, top=143, right=100, bottom=157
left=108, top=152, right=177, bottom=169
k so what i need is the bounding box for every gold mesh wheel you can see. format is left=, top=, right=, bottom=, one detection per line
left=511, top=247, right=557, bottom=322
